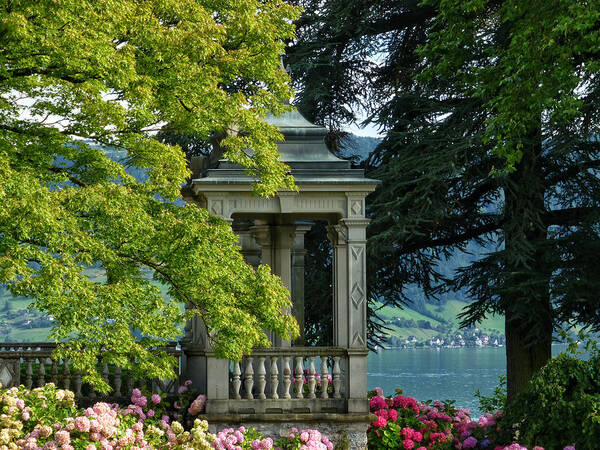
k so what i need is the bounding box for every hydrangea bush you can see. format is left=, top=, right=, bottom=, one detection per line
left=0, top=380, right=586, bottom=449
left=367, top=387, right=579, bottom=450
left=0, top=383, right=334, bottom=449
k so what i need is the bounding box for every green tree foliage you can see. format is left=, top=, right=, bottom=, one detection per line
left=288, top=0, right=600, bottom=398
left=0, top=0, right=300, bottom=391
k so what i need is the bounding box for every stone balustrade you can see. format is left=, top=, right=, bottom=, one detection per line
left=221, top=347, right=352, bottom=415
left=0, top=342, right=181, bottom=402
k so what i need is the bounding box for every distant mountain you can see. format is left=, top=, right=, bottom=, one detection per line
left=341, top=135, right=381, bottom=161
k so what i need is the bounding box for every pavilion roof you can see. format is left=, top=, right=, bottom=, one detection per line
left=191, top=110, right=379, bottom=186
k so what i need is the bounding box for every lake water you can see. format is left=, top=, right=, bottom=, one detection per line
left=367, top=345, right=571, bottom=417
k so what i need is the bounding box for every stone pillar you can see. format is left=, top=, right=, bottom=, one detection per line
left=327, top=224, right=349, bottom=348
left=233, top=221, right=261, bottom=268
left=342, top=218, right=369, bottom=350
left=250, top=223, right=273, bottom=268
left=250, top=224, right=275, bottom=344
left=327, top=218, right=370, bottom=414
left=291, top=225, right=311, bottom=346
left=272, top=225, right=296, bottom=348
left=181, top=313, right=230, bottom=414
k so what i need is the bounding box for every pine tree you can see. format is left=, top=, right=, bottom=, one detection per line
left=288, top=0, right=600, bottom=398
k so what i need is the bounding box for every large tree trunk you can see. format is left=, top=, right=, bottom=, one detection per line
left=505, top=313, right=552, bottom=400
left=503, top=127, right=553, bottom=401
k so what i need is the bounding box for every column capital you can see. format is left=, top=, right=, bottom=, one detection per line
left=327, top=224, right=348, bottom=247
left=250, top=224, right=271, bottom=248
left=340, top=218, right=371, bottom=228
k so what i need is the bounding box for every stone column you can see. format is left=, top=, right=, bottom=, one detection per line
left=250, top=223, right=273, bottom=268
left=272, top=225, right=296, bottom=348
left=233, top=221, right=261, bottom=268
left=341, top=218, right=369, bottom=349
left=291, top=225, right=311, bottom=346
left=327, top=218, right=370, bottom=413
left=327, top=224, right=349, bottom=348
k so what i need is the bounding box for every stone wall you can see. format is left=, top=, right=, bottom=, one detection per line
left=202, top=413, right=370, bottom=450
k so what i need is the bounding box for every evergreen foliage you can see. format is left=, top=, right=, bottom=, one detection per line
left=288, top=0, right=600, bottom=397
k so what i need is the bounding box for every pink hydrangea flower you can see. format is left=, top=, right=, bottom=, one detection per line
left=55, top=430, right=70, bottom=445
left=403, top=439, right=415, bottom=450
left=74, top=416, right=91, bottom=433
left=260, top=438, right=273, bottom=449
left=401, top=427, right=414, bottom=439
left=388, top=408, right=398, bottom=422
left=372, top=416, right=387, bottom=428
left=151, top=394, right=161, bottom=404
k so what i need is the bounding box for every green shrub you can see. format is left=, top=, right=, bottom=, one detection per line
left=498, top=335, right=600, bottom=450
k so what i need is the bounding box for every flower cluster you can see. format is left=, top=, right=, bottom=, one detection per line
left=367, top=388, right=454, bottom=450
left=275, top=427, right=334, bottom=450
left=0, top=383, right=335, bottom=449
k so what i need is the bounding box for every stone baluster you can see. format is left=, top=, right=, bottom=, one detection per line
left=282, top=357, right=291, bottom=399
left=270, top=357, right=279, bottom=399
left=113, top=366, right=122, bottom=397
left=332, top=356, right=341, bottom=398
left=63, top=361, right=71, bottom=390
left=294, top=356, right=304, bottom=399
left=232, top=361, right=242, bottom=399
left=256, top=356, right=266, bottom=399
left=307, top=356, right=316, bottom=399
left=74, top=371, right=82, bottom=397
left=127, top=373, right=134, bottom=396
left=102, top=364, right=109, bottom=389
left=88, top=382, right=96, bottom=399
left=37, top=358, right=45, bottom=387
left=320, top=357, right=329, bottom=399
left=25, top=358, right=33, bottom=389
left=51, top=360, right=58, bottom=384
left=244, top=356, right=254, bottom=400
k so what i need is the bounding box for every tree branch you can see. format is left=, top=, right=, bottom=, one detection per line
left=544, top=206, right=600, bottom=226
left=400, top=218, right=503, bottom=254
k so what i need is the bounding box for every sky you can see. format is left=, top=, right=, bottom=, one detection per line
left=346, top=121, right=383, bottom=138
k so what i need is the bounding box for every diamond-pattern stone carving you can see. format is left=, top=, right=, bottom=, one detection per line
left=0, top=366, right=12, bottom=388
left=351, top=200, right=362, bottom=215
left=351, top=282, right=365, bottom=308
left=351, top=246, right=363, bottom=260
left=352, top=331, right=366, bottom=347
left=0, top=360, right=18, bottom=388
left=210, top=200, right=223, bottom=216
